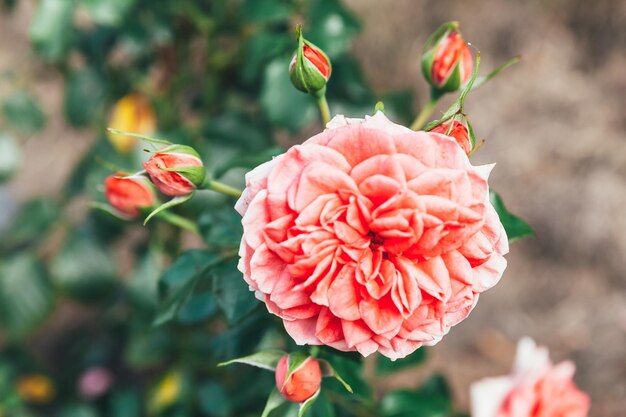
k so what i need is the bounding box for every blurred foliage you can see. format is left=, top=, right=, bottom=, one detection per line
left=0, top=0, right=430, bottom=416
left=0, top=0, right=530, bottom=416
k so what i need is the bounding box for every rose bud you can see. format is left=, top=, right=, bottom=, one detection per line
left=143, top=145, right=205, bottom=196
left=422, top=22, right=473, bottom=93
left=104, top=174, right=156, bottom=218
left=275, top=355, right=322, bottom=403
left=431, top=119, right=472, bottom=154
left=107, top=93, right=157, bottom=154
left=290, top=29, right=332, bottom=95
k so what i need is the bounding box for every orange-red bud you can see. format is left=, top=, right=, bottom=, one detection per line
left=431, top=119, right=471, bottom=154
left=104, top=174, right=156, bottom=217
left=275, top=355, right=322, bottom=403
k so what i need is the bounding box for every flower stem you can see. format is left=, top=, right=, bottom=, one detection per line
left=156, top=211, right=199, bottom=234
left=316, top=92, right=331, bottom=125
left=203, top=179, right=243, bottom=199
left=410, top=93, right=440, bottom=130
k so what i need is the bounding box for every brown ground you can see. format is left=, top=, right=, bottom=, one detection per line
left=2, top=0, right=626, bottom=415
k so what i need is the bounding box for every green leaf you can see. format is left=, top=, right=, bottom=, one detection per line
left=375, top=348, right=427, bottom=375
left=310, top=392, right=336, bottom=417
left=29, top=0, right=75, bottom=61
left=49, top=231, right=117, bottom=301
left=81, top=0, right=136, bottom=27
left=211, top=259, right=259, bottom=324
left=0, top=255, right=53, bottom=339
left=261, top=388, right=286, bottom=417
left=0, top=131, right=21, bottom=182
left=0, top=198, right=59, bottom=252
left=198, top=206, right=244, bottom=249
left=319, top=359, right=353, bottom=393
left=154, top=250, right=223, bottom=326
left=126, top=247, right=164, bottom=310
left=1, top=92, right=46, bottom=135
left=319, top=353, right=369, bottom=399
left=176, top=291, right=218, bottom=324
left=218, top=350, right=286, bottom=371
left=472, top=56, right=520, bottom=90
left=198, top=381, right=230, bottom=417
left=261, top=59, right=317, bottom=132
left=64, top=67, right=106, bottom=127
left=298, top=388, right=320, bottom=417
left=144, top=194, right=194, bottom=225
left=489, top=190, right=534, bottom=242
left=379, top=390, right=451, bottom=417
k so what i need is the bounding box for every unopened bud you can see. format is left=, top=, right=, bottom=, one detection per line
left=143, top=145, right=205, bottom=196
left=104, top=174, right=156, bottom=217
left=431, top=119, right=471, bottom=154
left=275, top=354, right=322, bottom=403
left=290, top=28, right=332, bottom=95
left=422, top=22, right=473, bottom=93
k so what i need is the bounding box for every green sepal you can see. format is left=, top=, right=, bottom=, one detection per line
left=143, top=194, right=194, bottom=226
left=261, top=388, right=286, bottom=417
left=298, top=388, right=320, bottom=417
left=318, top=359, right=353, bottom=393
left=472, top=56, right=520, bottom=90
left=217, top=350, right=287, bottom=371
left=161, top=165, right=206, bottom=187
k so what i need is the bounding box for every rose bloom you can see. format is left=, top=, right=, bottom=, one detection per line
left=107, top=93, right=157, bottom=154
left=471, top=338, right=590, bottom=417
left=275, top=355, right=322, bottom=403
left=236, top=112, right=508, bottom=359
left=78, top=367, right=113, bottom=399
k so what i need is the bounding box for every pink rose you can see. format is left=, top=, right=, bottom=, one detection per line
left=471, top=338, right=590, bottom=417
left=236, top=112, right=508, bottom=359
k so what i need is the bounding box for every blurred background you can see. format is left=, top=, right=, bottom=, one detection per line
left=0, top=0, right=625, bottom=416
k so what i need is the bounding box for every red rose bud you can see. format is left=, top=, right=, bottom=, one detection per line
left=104, top=174, right=156, bottom=218
left=422, top=22, right=473, bottom=93
left=290, top=29, right=331, bottom=95
left=143, top=145, right=205, bottom=196
left=431, top=119, right=472, bottom=154
left=275, top=355, right=322, bottom=403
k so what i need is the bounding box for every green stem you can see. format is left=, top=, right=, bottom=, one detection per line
left=316, top=92, right=331, bottom=125
left=410, top=93, right=440, bottom=130
left=156, top=211, right=199, bottom=234
left=203, top=179, right=243, bottom=199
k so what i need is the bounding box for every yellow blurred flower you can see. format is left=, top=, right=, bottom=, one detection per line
left=107, top=93, right=157, bottom=154
left=16, top=374, right=55, bottom=404
left=150, top=371, right=182, bottom=411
